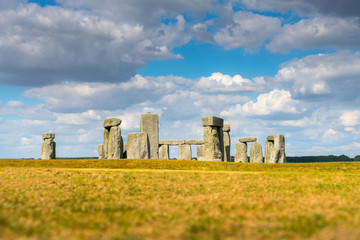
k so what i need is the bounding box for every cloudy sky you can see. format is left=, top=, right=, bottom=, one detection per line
left=1, top=0, right=360, bottom=158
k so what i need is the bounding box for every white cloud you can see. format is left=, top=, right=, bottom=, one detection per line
left=273, top=51, right=360, bottom=101
left=267, top=17, right=360, bottom=53
left=6, top=100, right=24, bottom=107
left=221, top=89, right=306, bottom=117
left=340, top=110, right=360, bottom=127
left=193, top=72, right=266, bottom=93
left=214, top=11, right=281, bottom=50
left=54, top=110, right=101, bottom=125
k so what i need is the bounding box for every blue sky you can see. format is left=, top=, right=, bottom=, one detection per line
left=1, top=0, right=360, bottom=158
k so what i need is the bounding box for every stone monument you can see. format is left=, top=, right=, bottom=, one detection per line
left=202, top=116, right=224, bottom=161
left=140, top=112, right=159, bottom=159
left=127, top=132, right=149, bottom=159
left=101, top=118, right=123, bottom=159
left=41, top=133, right=56, bottom=159
left=266, top=135, right=286, bottom=163
left=223, top=124, right=231, bottom=162
left=250, top=141, right=263, bottom=163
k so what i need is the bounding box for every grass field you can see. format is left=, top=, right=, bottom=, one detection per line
left=1, top=159, right=360, bottom=239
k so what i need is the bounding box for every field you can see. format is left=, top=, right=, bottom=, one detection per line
left=1, top=159, right=360, bottom=239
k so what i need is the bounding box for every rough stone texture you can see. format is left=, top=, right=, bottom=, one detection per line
left=178, top=144, right=192, bottom=160
left=97, top=144, right=105, bottom=159
left=202, top=116, right=224, bottom=127
left=239, top=137, right=257, bottom=143
left=269, top=135, right=286, bottom=163
left=159, top=144, right=169, bottom=159
left=250, top=141, right=263, bottom=163
left=197, top=144, right=205, bottom=161
left=264, top=140, right=274, bottom=163
left=140, top=112, right=159, bottom=159
left=267, top=135, right=275, bottom=141
left=203, top=123, right=224, bottom=162
left=41, top=133, right=56, bottom=159
left=103, top=129, right=110, bottom=159
left=123, top=142, right=127, bottom=159
left=235, top=142, right=247, bottom=163
left=42, top=133, right=55, bottom=140
left=104, top=118, right=122, bottom=129
left=223, top=124, right=231, bottom=162
left=107, top=126, right=123, bottom=159
left=159, top=140, right=204, bottom=145
left=127, top=132, right=149, bottom=159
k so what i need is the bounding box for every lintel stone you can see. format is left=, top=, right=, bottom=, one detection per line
left=42, top=133, right=55, bottom=140
left=267, top=135, right=275, bottom=141
left=104, top=118, right=122, bottom=129
left=223, top=124, right=230, bottom=132
left=239, top=137, right=257, bottom=143
left=202, top=116, right=223, bottom=127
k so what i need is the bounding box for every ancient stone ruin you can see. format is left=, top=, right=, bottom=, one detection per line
left=94, top=112, right=286, bottom=163
left=41, top=133, right=56, bottom=159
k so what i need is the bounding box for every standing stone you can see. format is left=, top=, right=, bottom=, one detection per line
left=269, top=135, right=286, bottom=163
left=108, top=126, right=122, bottom=159
left=127, top=132, right=149, bottom=159
left=159, top=144, right=170, bottom=159
left=202, top=116, right=224, bottom=162
left=179, top=144, right=192, bottom=160
left=103, top=129, right=110, bottom=159
left=41, top=133, right=56, bottom=159
left=140, top=112, right=159, bottom=159
left=250, top=141, right=263, bottom=163
left=223, top=124, right=231, bottom=162
left=264, top=138, right=274, bottom=163
left=235, top=142, right=248, bottom=163
left=97, top=144, right=105, bottom=159
left=123, top=142, right=127, bottom=159
left=197, top=144, right=205, bottom=161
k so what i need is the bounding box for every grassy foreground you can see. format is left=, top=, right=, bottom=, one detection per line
left=1, top=159, right=360, bottom=239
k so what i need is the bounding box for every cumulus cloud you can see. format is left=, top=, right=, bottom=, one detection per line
left=273, top=51, right=360, bottom=101
left=221, top=89, right=306, bottom=118
left=193, top=72, right=266, bottom=93
left=340, top=110, right=360, bottom=127
left=213, top=11, right=281, bottom=50
left=267, top=17, right=360, bottom=53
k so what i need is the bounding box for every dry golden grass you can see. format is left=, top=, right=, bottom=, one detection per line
left=1, top=159, right=360, bottom=239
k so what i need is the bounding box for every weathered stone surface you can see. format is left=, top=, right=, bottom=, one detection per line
left=42, top=133, right=55, bottom=140
left=197, top=144, right=205, bottom=161
left=140, top=112, right=159, bottom=159
left=250, top=141, right=263, bottom=163
left=264, top=140, right=274, bottom=163
left=223, top=131, right=231, bottom=162
left=123, top=142, right=127, bottom=159
left=203, top=124, right=224, bottom=162
left=269, top=135, right=286, bottom=163
left=104, top=118, right=122, bottom=129
left=103, top=129, right=110, bottom=159
left=239, top=137, right=257, bottom=143
left=179, top=144, right=192, bottom=160
left=107, top=126, right=122, bottom=159
left=267, top=135, right=275, bottom=141
left=159, top=144, right=169, bottom=159
left=41, top=133, right=56, bottom=159
left=159, top=140, right=204, bottom=145
left=127, top=132, right=149, bottom=159
left=97, top=144, right=105, bottom=159
left=235, top=142, right=247, bottom=163
left=202, top=116, right=224, bottom=127
left=223, top=124, right=230, bottom=132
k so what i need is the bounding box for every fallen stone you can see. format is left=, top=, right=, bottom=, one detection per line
left=239, top=137, right=257, bottom=143
left=250, top=141, right=263, bottom=163
left=104, top=118, right=122, bottom=129
left=127, top=132, right=149, bottom=159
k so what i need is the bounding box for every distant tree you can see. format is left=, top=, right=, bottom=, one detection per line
left=354, top=155, right=360, bottom=161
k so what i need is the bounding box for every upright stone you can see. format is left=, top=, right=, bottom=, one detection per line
left=223, top=124, right=231, bottom=162
left=103, top=129, right=110, bottom=159
left=41, top=133, right=56, bottom=159
left=127, top=132, right=149, bottom=159
left=235, top=142, right=248, bottom=163
left=159, top=144, right=170, bottom=159
left=197, top=144, right=205, bottom=161
left=264, top=139, right=274, bottom=163
left=250, top=141, right=263, bottom=163
left=202, top=116, right=224, bottom=162
left=269, top=135, right=286, bottom=163
left=97, top=144, right=105, bottom=159
left=108, top=126, right=122, bottom=159
left=140, top=112, right=159, bottom=159
left=179, top=144, right=192, bottom=160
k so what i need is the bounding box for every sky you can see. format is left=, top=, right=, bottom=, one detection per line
left=1, top=0, right=360, bottom=158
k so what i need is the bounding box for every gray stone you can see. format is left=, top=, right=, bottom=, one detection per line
left=123, top=142, right=127, bottom=159
left=97, top=144, right=105, bottom=159
left=107, top=126, right=122, bottom=159
left=267, top=135, right=275, bottom=141
left=127, top=132, right=149, bottom=159
left=179, top=144, right=192, bottom=160
left=41, top=133, right=56, bottom=159
left=223, top=124, right=230, bottom=132
left=203, top=119, right=224, bottom=162
left=264, top=140, right=274, bottom=163
left=202, top=116, right=224, bottom=127
left=223, top=126, right=231, bottom=162
left=140, top=112, right=159, bottom=159
left=197, top=144, right=205, bottom=161
left=159, top=144, right=169, bottom=159
left=235, top=142, right=247, bottom=163
left=103, top=129, right=110, bottom=159
left=269, top=135, right=286, bottom=163
left=104, top=118, right=122, bottom=129
left=239, top=137, right=257, bottom=143
left=250, top=141, right=263, bottom=163
left=159, top=140, right=204, bottom=145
